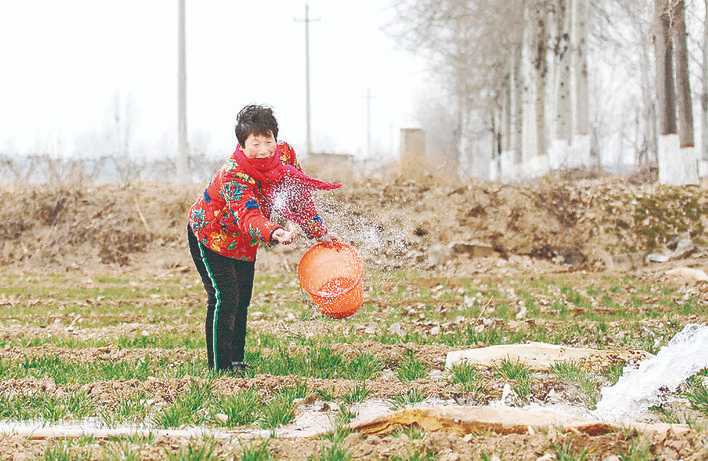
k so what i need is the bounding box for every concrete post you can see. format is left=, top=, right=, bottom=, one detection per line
left=399, top=128, right=426, bottom=177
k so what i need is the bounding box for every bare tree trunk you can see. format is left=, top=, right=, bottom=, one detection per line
left=490, top=110, right=502, bottom=177
left=647, top=96, right=658, bottom=163
left=512, top=42, right=524, bottom=164
left=502, top=74, right=512, bottom=153
left=573, top=0, right=589, bottom=137
left=639, top=45, right=655, bottom=165
left=490, top=111, right=497, bottom=165
left=548, top=1, right=559, bottom=115
left=673, top=0, right=694, bottom=148
left=554, top=0, right=572, bottom=143
left=455, top=88, right=464, bottom=170
left=655, top=0, right=698, bottom=184
left=655, top=0, right=677, bottom=136
left=639, top=30, right=658, bottom=164
left=703, top=0, right=708, bottom=162
left=634, top=106, right=644, bottom=166
left=534, top=1, right=548, bottom=158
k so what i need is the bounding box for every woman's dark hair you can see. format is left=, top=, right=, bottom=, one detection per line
left=235, top=105, right=279, bottom=147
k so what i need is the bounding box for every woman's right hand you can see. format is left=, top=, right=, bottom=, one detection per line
left=317, top=232, right=339, bottom=244
left=272, top=228, right=295, bottom=245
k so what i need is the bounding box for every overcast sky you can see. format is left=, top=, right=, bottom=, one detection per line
left=0, top=0, right=428, bottom=159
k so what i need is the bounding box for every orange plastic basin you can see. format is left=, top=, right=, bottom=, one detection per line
left=298, top=241, right=364, bottom=319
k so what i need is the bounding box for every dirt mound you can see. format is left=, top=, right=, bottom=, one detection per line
left=0, top=177, right=704, bottom=271
left=333, top=176, right=705, bottom=271
left=0, top=183, right=197, bottom=267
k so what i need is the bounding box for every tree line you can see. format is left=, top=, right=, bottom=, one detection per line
left=391, top=0, right=705, bottom=184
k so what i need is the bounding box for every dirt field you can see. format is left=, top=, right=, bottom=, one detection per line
left=0, top=174, right=706, bottom=460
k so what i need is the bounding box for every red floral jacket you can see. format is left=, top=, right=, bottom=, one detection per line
left=188, top=143, right=328, bottom=261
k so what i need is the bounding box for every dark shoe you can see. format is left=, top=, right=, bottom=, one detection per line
left=228, top=361, right=250, bottom=376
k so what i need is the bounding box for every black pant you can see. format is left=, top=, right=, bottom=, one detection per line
left=187, top=225, right=255, bottom=370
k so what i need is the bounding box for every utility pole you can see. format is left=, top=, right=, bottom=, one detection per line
left=295, top=3, right=319, bottom=156
left=176, top=0, right=188, bottom=181
left=364, top=88, right=375, bottom=157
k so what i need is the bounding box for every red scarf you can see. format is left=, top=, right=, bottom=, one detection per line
left=233, top=145, right=342, bottom=192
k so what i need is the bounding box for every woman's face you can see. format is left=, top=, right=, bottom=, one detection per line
left=243, top=132, right=276, bottom=159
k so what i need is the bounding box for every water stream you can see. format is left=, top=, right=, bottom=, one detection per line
left=593, top=323, right=708, bottom=422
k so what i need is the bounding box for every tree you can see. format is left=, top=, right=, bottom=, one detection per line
left=672, top=0, right=694, bottom=148
left=703, top=0, right=708, bottom=170
left=512, top=39, right=524, bottom=166
left=392, top=0, right=601, bottom=180
left=532, top=0, right=549, bottom=161
left=554, top=0, right=572, bottom=145
left=590, top=1, right=657, bottom=166
left=655, top=0, right=677, bottom=137
left=573, top=0, right=591, bottom=166
left=390, top=0, right=525, bottom=178
left=654, top=0, right=698, bottom=184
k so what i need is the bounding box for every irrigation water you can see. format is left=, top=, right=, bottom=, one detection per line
left=594, top=323, right=708, bottom=422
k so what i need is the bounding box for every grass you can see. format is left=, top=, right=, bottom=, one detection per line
left=0, top=355, right=186, bottom=384
left=106, top=433, right=156, bottom=445
left=551, top=361, right=586, bottom=382
left=495, top=358, right=530, bottom=382
left=495, top=358, right=532, bottom=401
left=553, top=441, right=589, bottom=461
left=390, top=450, right=437, bottom=461
left=245, top=347, right=382, bottom=381
left=396, top=351, right=427, bottom=381
left=1, top=316, right=691, bottom=353
left=42, top=445, right=79, bottom=461
left=391, top=388, right=426, bottom=409
left=106, top=442, right=141, bottom=461
left=258, top=397, right=293, bottom=429
left=165, top=442, right=217, bottom=461
left=322, top=426, right=353, bottom=445
left=1, top=381, right=317, bottom=432
left=153, top=381, right=215, bottom=428
left=392, top=425, right=425, bottom=440
left=100, top=392, right=151, bottom=427
left=239, top=441, right=273, bottom=461
left=551, top=361, right=599, bottom=406
left=560, top=286, right=591, bottom=309
left=342, top=384, right=370, bottom=404
left=309, top=442, right=352, bottom=461
left=219, top=389, right=260, bottom=426
left=0, top=347, right=382, bottom=384
left=450, top=362, right=483, bottom=394
left=1, top=267, right=706, bottom=458
left=335, top=404, right=356, bottom=426
left=0, top=379, right=312, bottom=432
left=604, top=362, right=625, bottom=385
left=258, top=384, right=308, bottom=429
left=649, top=405, right=681, bottom=424
left=619, top=437, right=653, bottom=461
left=314, top=387, right=335, bottom=402
left=347, top=353, right=383, bottom=380
left=0, top=391, right=95, bottom=422
left=683, top=372, right=708, bottom=414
